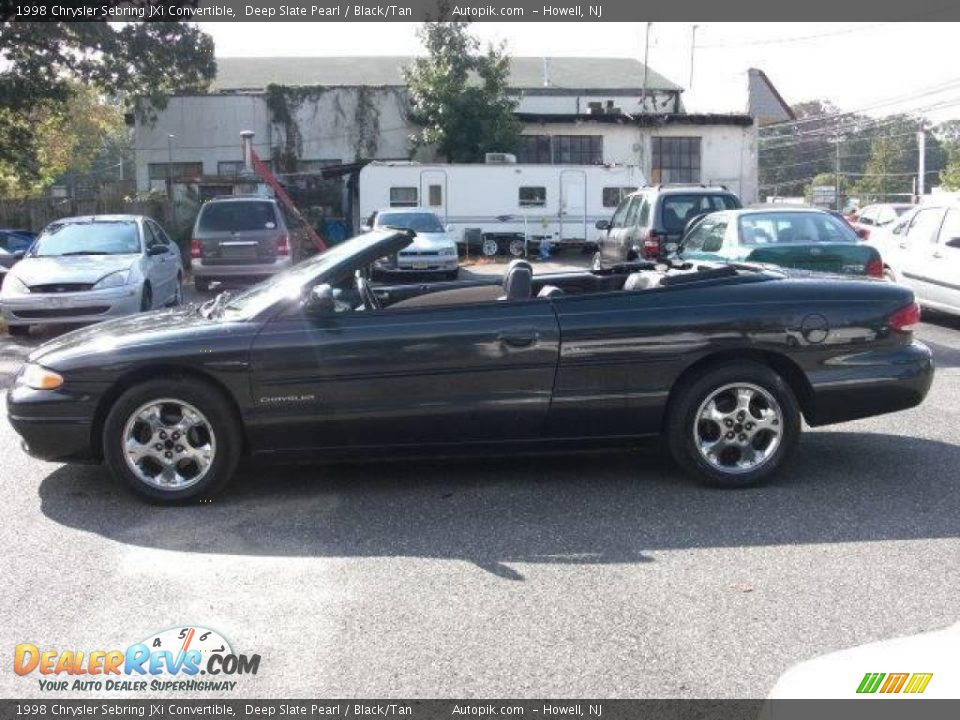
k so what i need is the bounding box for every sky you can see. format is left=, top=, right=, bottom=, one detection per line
left=200, top=21, right=960, bottom=122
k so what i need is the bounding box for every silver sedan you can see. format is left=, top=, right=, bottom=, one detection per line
left=0, top=215, right=183, bottom=336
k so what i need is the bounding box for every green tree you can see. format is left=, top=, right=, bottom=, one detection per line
left=404, top=14, right=521, bottom=162
left=0, top=16, right=215, bottom=192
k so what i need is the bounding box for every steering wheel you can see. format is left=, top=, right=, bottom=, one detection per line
left=355, top=270, right=381, bottom=311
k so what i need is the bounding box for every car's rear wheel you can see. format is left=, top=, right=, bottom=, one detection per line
left=667, top=362, right=801, bottom=488
left=103, top=378, right=241, bottom=504
left=7, top=325, right=29, bottom=337
left=508, top=238, right=526, bottom=257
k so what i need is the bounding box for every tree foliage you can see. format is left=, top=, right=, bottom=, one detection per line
left=0, top=17, right=215, bottom=193
left=404, top=15, right=521, bottom=162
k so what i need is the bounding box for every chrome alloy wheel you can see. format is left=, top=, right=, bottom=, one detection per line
left=122, top=399, right=216, bottom=490
left=693, top=383, right=783, bottom=474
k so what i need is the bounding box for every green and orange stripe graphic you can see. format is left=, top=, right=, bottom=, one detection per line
left=857, top=672, right=933, bottom=694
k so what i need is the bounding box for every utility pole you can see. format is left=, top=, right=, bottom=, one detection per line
left=641, top=22, right=652, bottom=112
left=917, top=125, right=927, bottom=200
left=835, top=131, right=842, bottom=212
left=689, top=25, right=698, bottom=89
left=166, top=133, right=175, bottom=201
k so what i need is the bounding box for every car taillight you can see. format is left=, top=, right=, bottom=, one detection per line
left=642, top=231, right=661, bottom=259
left=276, top=233, right=290, bottom=256
left=190, top=238, right=201, bottom=259
left=888, top=302, right=921, bottom=332
left=866, top=257, right=884, bottom=278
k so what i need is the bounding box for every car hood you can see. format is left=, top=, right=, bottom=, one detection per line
left=28, top=305, right=225, bottom=367
left=11, top=254, right=139, bottom=287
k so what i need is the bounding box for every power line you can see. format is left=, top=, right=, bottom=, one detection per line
left=697, top=22, right=895, bottom=49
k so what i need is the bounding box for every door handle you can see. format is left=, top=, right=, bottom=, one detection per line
left=498, top=330, right=538, bottom=348
left=932, top=251, right=944, bottom=259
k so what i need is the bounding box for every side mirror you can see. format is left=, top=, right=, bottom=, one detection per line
left=595, top=219, right=610, bottom=231
left=147, top=244, right=167, bottom=256
left=13, top=250, right=25, bottom=259
left=947, top=237, right=960, bottom=249
left=306, top=283, right=336, bottom=314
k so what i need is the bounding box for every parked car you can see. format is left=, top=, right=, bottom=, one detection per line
left=364, top=207, right=460, bottom=280
left=680, top=207, right=884, bottom=277
left=0, top=215, right=183, bottom=336
left=882, top=203, right=960, bottom=315
left=0, top=229, right=37, bottom=287
left=594, top=185, right=742, bottom=267
left=7, top=229, right=932, bottom=504
left=190, top=196, right=291, bottom=292
left=851, top=203, right=914, bottom=242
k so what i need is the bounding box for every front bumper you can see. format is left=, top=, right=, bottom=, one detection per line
left=806, top=340, right=935, bottom=426
left=1, top=285, right=142, bottom=326
left=6, top=384, right=99, bottom=463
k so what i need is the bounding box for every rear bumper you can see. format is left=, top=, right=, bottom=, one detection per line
left=193, top=256, right=292, bottom=279
left=806, top=340, right=934, bottom=426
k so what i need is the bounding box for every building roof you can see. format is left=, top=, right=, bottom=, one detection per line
left=516, top=112, right=754, bottom=127
left=746, top=69, right=795, bottom=126
left=211, top=56, right=682, bottom=93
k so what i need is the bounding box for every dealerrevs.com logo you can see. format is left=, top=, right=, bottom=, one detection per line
left=13, top=626, right=261, bottom=693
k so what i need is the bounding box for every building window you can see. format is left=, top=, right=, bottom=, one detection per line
left=519, top=186, right=546, bottom=207
left=148, top=162, right=203, bottom=181
left=602, top=186, right=638, bottom=207
left=390, top=187, right=418, bottom=207
left=217, top=161, right=244, bottom=177
left=651, top=137, right=701, bottom=184
left=297, top=158, right=341, bottom=173
left=428, top=184, right=443, bottom=207
left=517, top=135, right=552, bottom=164
left=553, top=135, right=603, bottom=164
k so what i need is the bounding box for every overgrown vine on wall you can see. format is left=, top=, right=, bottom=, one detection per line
left=352, top=86, right=381, bottom=161
left=264, top=83, right=329, bottom=171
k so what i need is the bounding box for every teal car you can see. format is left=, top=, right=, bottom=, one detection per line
left=680, top=207, right=884, bottom=278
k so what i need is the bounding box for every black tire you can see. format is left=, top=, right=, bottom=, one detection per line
left=445, top=268, right=460, bottom=280
left=139, top=283, right=152, bottom=312
left=7, top=324, right=29, bottom=337
left=194, top=277, right=211, bottom=293
left=666, top=362, right=801, bottom=488
left=102, top=377, right=242, bottom=504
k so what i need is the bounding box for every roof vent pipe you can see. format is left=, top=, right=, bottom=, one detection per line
left=542, top=57, right=550, bottom=87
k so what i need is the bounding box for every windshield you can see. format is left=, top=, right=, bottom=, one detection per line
left=0, top=232, right=33, bottom=254
left=377, top=212, right=444, bottom=233
left=30, top=221, right=141, bottom=257
left=218, top=233, right=387, bottom=320
left=739, top=212, right=858, bottom=246
left=198, top=201, right=278, bottom=232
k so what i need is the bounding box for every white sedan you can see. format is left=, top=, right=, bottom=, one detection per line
left=365, top=207, right=460, bottom=280
left=0, top=215, right=183, bottom=336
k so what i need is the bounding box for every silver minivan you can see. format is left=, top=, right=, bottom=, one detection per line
left=190, top=197, right=292, bottom=292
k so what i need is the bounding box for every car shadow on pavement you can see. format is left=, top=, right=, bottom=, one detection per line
left=36, top=430, right=960, bottom=580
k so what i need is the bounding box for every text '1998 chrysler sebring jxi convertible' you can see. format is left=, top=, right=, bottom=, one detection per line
left=7, top=230, right=934, bottom=503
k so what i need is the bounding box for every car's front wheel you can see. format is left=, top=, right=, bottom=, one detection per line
left=103, top=378, right=241, bottom=504
left=7, top=324, right=29, bottom=337
left=667, top=362, right=801, bottom=488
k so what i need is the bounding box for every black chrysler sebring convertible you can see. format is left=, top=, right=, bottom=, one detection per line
left=7, top=229, right=933, bottom=503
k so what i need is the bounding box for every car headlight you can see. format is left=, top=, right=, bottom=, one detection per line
left=1, top=274, right=29, bottom=296
left=93, top=269, right=130, bottom=290
left=17, top=363, right=64, bottom=391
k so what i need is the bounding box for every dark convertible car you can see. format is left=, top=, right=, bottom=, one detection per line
left=7, top=230, right=933, bottom=503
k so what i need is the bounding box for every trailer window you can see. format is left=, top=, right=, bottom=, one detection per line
left=519, top=186, right=546, bottom=208
left=603, top=187, right=638, bottom=208
left=390, top=187, right=418, bottom=207
left=428, top=184, right=443, bottom=207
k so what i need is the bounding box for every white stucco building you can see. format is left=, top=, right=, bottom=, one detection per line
left=134, top=56, right=771, bottom=217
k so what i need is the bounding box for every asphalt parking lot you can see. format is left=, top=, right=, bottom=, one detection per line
left=1, top=262, right=959, bottom=699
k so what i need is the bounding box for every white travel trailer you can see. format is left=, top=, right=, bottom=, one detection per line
left=358, top=160, right=646, bottom=256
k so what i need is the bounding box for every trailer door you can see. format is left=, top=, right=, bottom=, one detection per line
left=560, top=169, right=587, bottom=242
left=420, top=170, right=448, bottom=223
